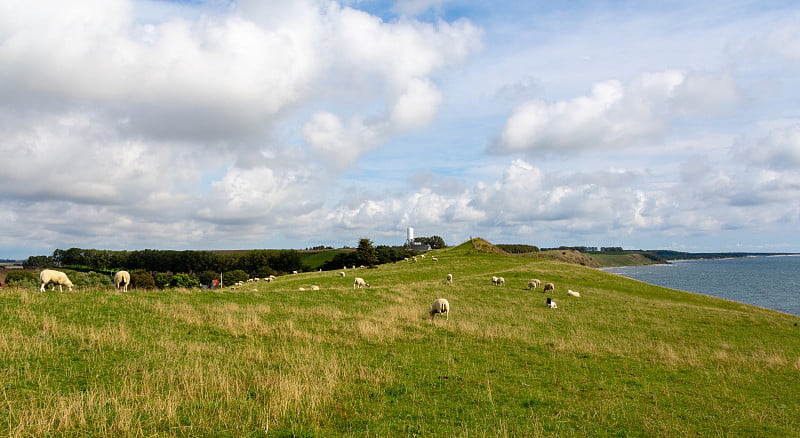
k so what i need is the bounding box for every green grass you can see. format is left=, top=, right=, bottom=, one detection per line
left=2, top=241, right=799, bottom=436
left=298, top=249, right=353, bottom=270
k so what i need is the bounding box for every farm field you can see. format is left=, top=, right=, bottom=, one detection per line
left=1, top=240, right=799, bottom=436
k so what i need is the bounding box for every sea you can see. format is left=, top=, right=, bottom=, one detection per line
left=603, top=255, right=800, bottom=317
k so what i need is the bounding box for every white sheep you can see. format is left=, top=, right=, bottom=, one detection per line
left=566, top=289, right=581, bottom=297
left=353, top=277, right=370, bottom=289
left=113, top=270, right=131, bottom=292
left=543, top=282, right=555, bottom=293
left=431, top=256, right=438, bottom=262
left=528, top=279, right=541, bottom=290
left=293, top=270, right=298, bottom=274
left=310, top=285, right=320, bottom=291
left=491, top=276, right=499, bottom=285
left=446, top=273, right=453, bottom=284
left=429, top=298, right=450, bottom=320
left=339, top=271, right=346, bottom=277
left=496, top=276, right=505, bottom=286
left=546, top=297, right=558, bottom=309
left=39, top=269, right=74, bottom=292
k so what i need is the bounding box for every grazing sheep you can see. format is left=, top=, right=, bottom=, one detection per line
left=566, top=289, right=580, bottom=297
left=292, top=270, right=298, bottom=274
left=339, top=271, right=346, bottom=277
left=353, top=277, right=370, bottom=289
left=497, top=276, right=505, bottom=286
left=431, top=256, right=438, bottom=262
left=528, top=279, right=541, bottom=290
left=429, top=298, right=450, bottom=320
left=310, top=285, right=320, bottom=291
left=39, top=269, right=74, bottom=292
left=113, top=270, right=131, bottom=292
left=543, top=282, right=555, bottom=293
left=298, top=287, right=306, bottom=291
left=546, top=297, right=558, bottom=309
left=491, top=276, right=499, bottom=285
left=446, top=273, right=453, bottom=284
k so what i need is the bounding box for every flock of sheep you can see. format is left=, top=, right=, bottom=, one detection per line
left=33, top=257, right=582, bottom=321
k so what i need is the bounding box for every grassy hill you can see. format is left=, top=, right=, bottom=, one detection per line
left=1, top=239, right=798, bottom=436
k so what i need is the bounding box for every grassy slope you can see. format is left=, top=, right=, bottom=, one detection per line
left=299, top=249, right=353, bottom=270
left=589, top=252, right=664, bottom=267
left=1, top=240, right=799, bottom=436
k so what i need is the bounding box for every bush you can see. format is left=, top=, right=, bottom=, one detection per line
left=131, top=271, right=155, bottom=290
left=223, top=270, right=249, bottom=284
left=73, top=271, right=112, bottom=288
left=171, top=273, right=200, bottom=289
left=253, top=266, right=277, bottom=279
left=5, top=271, right=38, bottom=288
left=154, top=272, right=172, bottom=289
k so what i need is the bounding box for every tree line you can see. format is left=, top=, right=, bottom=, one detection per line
left=23, top=247, right=307, bottom=277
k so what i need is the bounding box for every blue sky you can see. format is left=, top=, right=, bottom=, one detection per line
left=1, top=0, right=799, bottom=259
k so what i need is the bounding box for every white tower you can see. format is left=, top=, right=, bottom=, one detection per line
left=407, top=227, right=415, bottom=245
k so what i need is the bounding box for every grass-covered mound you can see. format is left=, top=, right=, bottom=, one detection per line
left=1, top=240, right=798, bottom=436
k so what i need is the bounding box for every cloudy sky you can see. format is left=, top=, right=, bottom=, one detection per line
left=2, top=0, right=799, bottom=259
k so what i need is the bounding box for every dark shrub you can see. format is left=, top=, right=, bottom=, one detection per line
left=131, top=271, right=155, bottom=290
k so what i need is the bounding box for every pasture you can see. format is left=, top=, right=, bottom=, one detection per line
left=1, top=241, right=799, bottom=436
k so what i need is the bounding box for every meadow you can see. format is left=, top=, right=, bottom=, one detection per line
left=1, top=240, right=799, bottom=436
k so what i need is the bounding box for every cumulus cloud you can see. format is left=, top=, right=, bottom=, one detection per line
left=492, top=70, right=741, bottom=154
left=734, top=123, right=800, bottom=170
left=0, top=0, right=482, bottom=256
left=302, top=10, right=481, bottom=171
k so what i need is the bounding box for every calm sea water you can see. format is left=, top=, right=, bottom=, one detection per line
left=603, top=255, right=800, bottom=316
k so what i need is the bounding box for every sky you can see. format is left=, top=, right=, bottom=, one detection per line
left=1, top=0, right=800, bottom=259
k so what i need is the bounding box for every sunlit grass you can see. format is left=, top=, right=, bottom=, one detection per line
left=2, top=243, right=799, bottom=436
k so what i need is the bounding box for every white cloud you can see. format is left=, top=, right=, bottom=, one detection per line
left=734, top=123, right=800, bottom=170
left=492, top=70, right=741, bottom=154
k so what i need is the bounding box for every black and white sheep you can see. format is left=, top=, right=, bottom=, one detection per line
left=39, top=269, right=74, bottom=292
left=546, top=297, right=558, bottom=309
left=113, top=270, right=131, bottom=292
left=429, top=298, right=450, bottom=320
left=446, top=273, right=453, bottom=284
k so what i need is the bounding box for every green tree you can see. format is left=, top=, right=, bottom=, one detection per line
left=153, top=272, right=172, bottom=289
left=199, top=270, right=220, bottom=287
left=23, top=255, right=51, bottom=269
left=223, top=270, right=249, bottom=284
left=416, top=236, right=446, bottom=249
left=355, top=238, right=378, bottom=267
left=171, top=273, right=200, bottom=289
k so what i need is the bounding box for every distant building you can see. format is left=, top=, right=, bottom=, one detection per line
left=408, top=242, right=431, bottom=252
left=404, top=227, right=430, bottom=251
